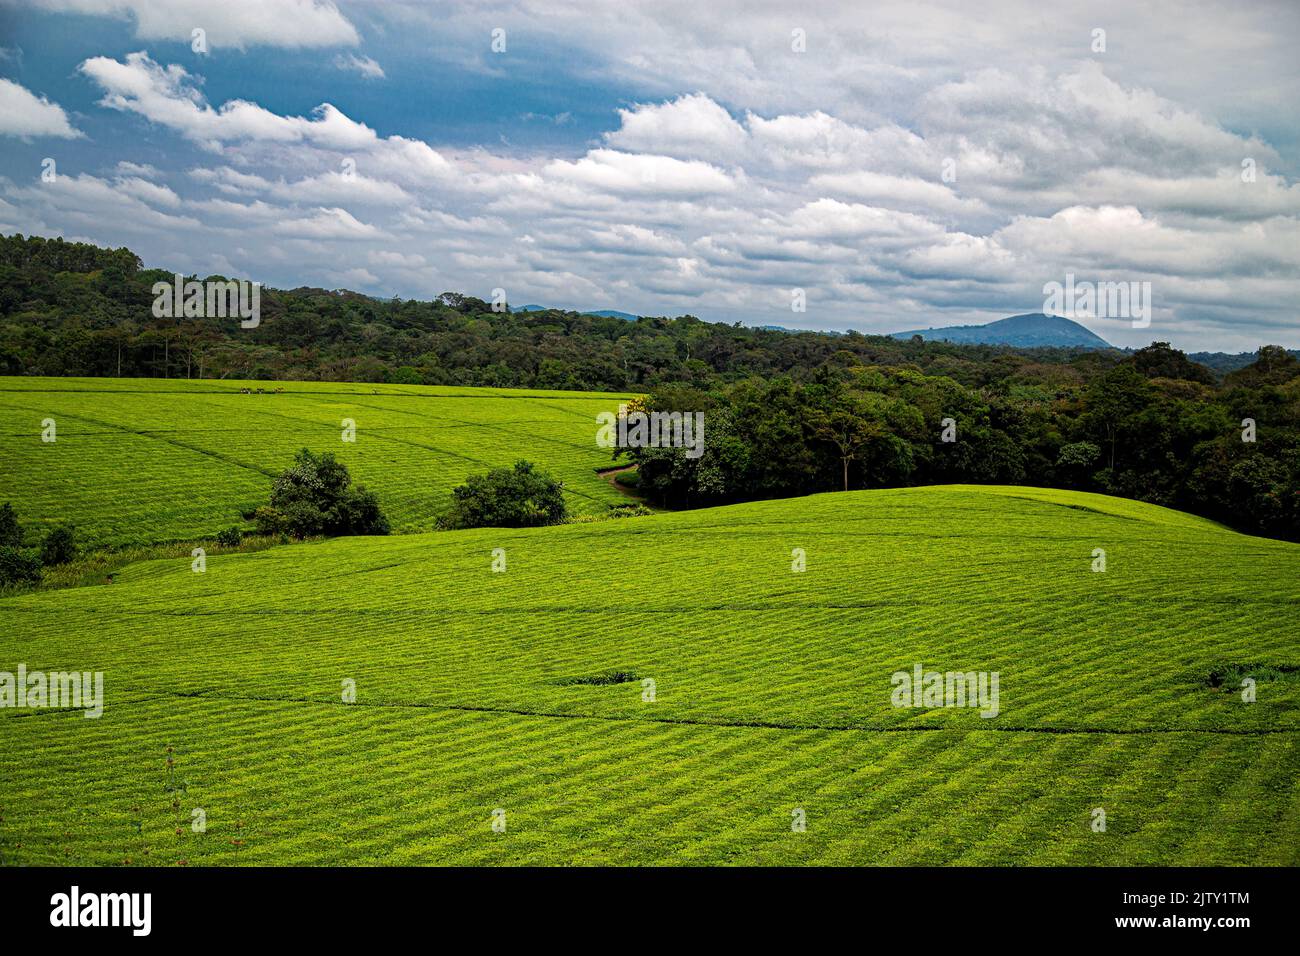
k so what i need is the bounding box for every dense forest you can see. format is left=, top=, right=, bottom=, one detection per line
left=3, top=232, right=1298, bottom=540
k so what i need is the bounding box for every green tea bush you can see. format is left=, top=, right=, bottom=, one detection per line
left=440, top=461, right=568, bottom=529
left=40, top=524, right=77, bottom=565
left=255, top=449, right=390, bottom=538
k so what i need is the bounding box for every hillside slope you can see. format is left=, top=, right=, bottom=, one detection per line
left=0, top=376, right=631, bottom=546
left=1, top=486, right=1296, bottom=865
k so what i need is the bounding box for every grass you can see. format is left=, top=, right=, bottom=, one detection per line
left=0, top=376, right=632, bottom=547
left=0, top=533, right=299, bottom=597
left=1, top=484, right=1297, bottom=865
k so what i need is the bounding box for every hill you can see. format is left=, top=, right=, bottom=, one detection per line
left=0, top=376, right=630, bottom=547
left=892, top=313, right=1113, bottom=349
left=1, top=484, right=1296, bottom=865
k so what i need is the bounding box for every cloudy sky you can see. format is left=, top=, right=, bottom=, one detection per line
left=0, top=0, right=1297, bottom=351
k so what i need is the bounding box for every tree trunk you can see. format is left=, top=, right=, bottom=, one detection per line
left=843, top=457, right=849, bottom=492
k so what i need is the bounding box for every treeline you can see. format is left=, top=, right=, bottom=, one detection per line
left=4, top=232, right=1130, bottom=390
left=625, top=345, right=1300, bottom=539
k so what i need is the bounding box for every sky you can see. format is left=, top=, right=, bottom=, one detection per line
left=0, top=0, right=1297, bottom=352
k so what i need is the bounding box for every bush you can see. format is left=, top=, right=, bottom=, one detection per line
left=40, top=524, right=77, bottom=565
left=0, top=502, right=22, bottom=548
left=216, top=526, right=243, bottom=548
left=254, top=449, right=390, bottom=539
left=439, top=460, right=568, bottom=529
left=0, top=546, right=42, bottom=586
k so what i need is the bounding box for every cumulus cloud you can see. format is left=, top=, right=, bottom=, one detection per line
left=80, top=53, right=377, bottom=150
left=0, top=79, right=81, bottom=139
left=27, top=0, right=358, bottom=48
left=605, top=93, right=748, bottom=161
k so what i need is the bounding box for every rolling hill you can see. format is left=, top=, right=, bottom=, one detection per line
left=1, top=485, right=1296, bottom=865
left=0, top=377, right=632, bottom=547
left=892, top=313, right=1113, bottom=349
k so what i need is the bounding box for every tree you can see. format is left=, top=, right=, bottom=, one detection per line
left=0, top=546, right=41, bottom=587
left=40, top=524, right=77, bottom=565
left=254, top=449, right=389, bottom=538
left=439, top=461, right=568, bottom=529
left=1084, top=366, right=1152, bottom=472
left=1129, top=342, right=1215, bottom=384
left=811, top=392, right=883, bottom=492
left=1055, top=441, right=1101, bottom=486
left=0, top=502, right=21, bottom=548
left=1226, top=344, right=1300, bottom=388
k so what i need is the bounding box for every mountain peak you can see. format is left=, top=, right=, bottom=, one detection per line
left=891, top=313, right=1112, bottom=349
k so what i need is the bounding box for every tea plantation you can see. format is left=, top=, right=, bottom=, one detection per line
left=0, top=376, right=632, bottom=546
left=1, top=484, right=1297, bottom=865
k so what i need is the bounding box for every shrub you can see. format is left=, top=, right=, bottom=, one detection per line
left=0, top=546, right=42, bottom=586
left=40, top=524, right=77, bottom=565
left=216, top=526, right=243, bottom=548
left=255, top=449, right=389, bottom=539
left=0, top=502, right=21, bottom=548
left=439, top=460, right=568, bottom=529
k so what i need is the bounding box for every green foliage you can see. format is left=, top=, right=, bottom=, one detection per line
left=0, top=502, right=21, bottom=547
left=439, top=460, right=568, bottom=529
left=216, top=526, right=243, bottom=548
left=621, top=351, right=1300, bottom=540
left=256, top=449, right=390, bottom=538
left=1056, top=441, right=1101, bottom=471
left=39, top=524, right=77, bottom=565
left=0, top=545, right=41, bottom=586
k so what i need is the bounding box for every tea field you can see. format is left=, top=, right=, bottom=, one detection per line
left=1, top=485, right=1297, bottom=865
left=0, top=376, right=632, bottom=547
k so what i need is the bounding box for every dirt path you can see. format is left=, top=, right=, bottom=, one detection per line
left=595, top=464, right=653, bottom=505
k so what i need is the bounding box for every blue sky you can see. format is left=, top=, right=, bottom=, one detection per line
left=1, top=0, right=1298, bottom=351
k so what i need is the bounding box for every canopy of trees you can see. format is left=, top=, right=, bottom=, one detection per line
left=623, top=349, right=1300, bottom=540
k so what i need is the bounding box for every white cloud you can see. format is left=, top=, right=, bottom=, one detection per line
left=28, top=0, right=358, bottom=48
left=271, top=206, right=383, bottom=239
left=0, top=79, right=81, bottom=139
left=334, top=53, right=385, bottom=79
left=605, top=93, right=748, bottom=162
left=114, top=175, right=181, bottom=207
left=80, top=53, right=377, bottom=150
left=543, top=149, right=736, bottom=196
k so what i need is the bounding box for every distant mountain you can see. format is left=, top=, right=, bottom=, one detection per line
left=582, top=309, right=640, bottom=321
left=759, top=324, right=845, bottom=336
left=512, top=304, right=639, bottom=321
left=1184, top=350, right=1298, bottom=374
left=891, top=313, right=1112, bottom=349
